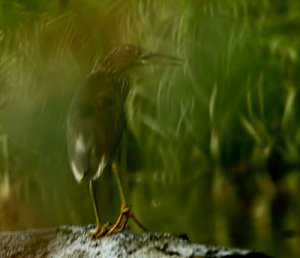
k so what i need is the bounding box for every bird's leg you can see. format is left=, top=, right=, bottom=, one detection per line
left=108, top=162, right=147, bottom=234
left=88, top=180, right=109, bottom=238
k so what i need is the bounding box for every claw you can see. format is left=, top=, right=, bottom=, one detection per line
left=108, top=205, right=147, bottom=235
left=88, top=223, right=110, bottom=238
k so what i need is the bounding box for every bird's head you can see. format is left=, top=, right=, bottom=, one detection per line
left=97, top=44, right=182, bottom=75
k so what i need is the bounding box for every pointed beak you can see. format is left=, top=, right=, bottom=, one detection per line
left=139, top=53, right=183, bottom=66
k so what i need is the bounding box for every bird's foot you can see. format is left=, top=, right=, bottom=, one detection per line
left=88, top=222, right=110, bottom=238
left=107, top=205, right=147, bottom=235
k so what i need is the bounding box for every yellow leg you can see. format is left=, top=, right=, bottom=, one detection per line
left=112, top=162, right=127, bottom=208
left=88, top=180, right=108, bottom=238
left=108, top=162, right=147, bottom=234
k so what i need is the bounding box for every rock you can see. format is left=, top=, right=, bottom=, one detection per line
left=0, top=225, right=272, bottom=258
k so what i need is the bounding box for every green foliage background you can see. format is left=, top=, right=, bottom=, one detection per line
left=0, top=1, right=300, bottom=257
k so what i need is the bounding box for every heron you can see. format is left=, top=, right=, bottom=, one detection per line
left=67, top=44, right=182, bottom=238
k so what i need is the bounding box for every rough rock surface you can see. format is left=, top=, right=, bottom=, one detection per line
left=0, top=225, right=272, bottom=258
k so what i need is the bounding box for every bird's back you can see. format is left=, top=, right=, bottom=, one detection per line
left=67, top=72, right=126, bottom=183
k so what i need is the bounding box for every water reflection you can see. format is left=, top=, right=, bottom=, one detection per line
left=132, top=168, right=300, bottom=258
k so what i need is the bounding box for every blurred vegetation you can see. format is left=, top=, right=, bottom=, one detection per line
left=0, top=0, right=300, bottom=258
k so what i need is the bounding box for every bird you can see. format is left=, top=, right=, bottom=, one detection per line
left=66, top=44, right=182, bottom=238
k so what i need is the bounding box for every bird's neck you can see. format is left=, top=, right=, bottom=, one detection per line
left=91, top=68, right=131, bottom=103
left=113, top=74, right=131, bottom=103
